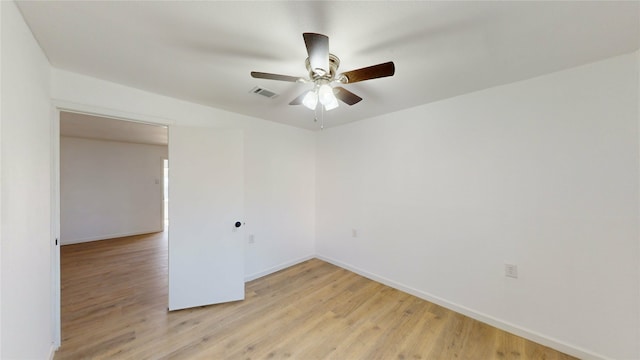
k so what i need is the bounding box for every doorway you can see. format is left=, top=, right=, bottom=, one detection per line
left=56, top=110, right=169, bottom=348
left=59, top=111, right=168, bottom=245
left=52, top=109, right=246, bottom=350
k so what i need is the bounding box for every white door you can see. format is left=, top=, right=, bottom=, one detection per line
left=168, top=126, right=244, bottom=310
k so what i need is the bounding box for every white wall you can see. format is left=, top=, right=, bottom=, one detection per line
left=1, top=1, right=54, bottom=358
left=316, top=52, right=640, bottom=360
left=60, top=137, right=167, bottom=244
left=244, top=125, right=315, bottom=279
left=51, top=69, right=316, bottom=279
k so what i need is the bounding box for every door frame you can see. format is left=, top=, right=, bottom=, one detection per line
left=162, top=158, right=169, bottom=232
left=50, top=100, right=173, bottom=349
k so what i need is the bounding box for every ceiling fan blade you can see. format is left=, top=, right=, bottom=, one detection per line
left=303, top=33, right=329, bottom=76
left=289, top=90, right=312, bottom=105
left=339, top=61, right=395, bottom=84
left=333, top=87, right=362, bottom=106
left=251, top=71, right=301, bottom=82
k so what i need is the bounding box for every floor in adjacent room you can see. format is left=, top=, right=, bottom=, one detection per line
left=55, top=232, right=576, bottom=359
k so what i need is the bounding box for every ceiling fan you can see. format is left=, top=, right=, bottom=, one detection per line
left=251, top=33, right=395, bottom=112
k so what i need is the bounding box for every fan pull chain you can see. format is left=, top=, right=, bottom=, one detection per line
left=312, top=104, right=324, bottom=130
left=313, top=104, right=318, bottom=124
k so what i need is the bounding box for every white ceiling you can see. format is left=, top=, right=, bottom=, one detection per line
left=60, top=112, right=168, bottom=146
left=18, top=1, right=640, bottom=130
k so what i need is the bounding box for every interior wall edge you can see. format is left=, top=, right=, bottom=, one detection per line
left=315, top=254, right=608, bottom=360
left=636, top=48, right=640, bottom=358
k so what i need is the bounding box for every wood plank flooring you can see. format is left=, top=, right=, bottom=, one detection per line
left=56, top=232, right=576, bottom=359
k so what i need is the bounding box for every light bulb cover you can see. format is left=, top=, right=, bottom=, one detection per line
left=302, top=91, right=318, bottom=110
left=318, top=84, right=335, bottom=105
left=324, top=96, right=339, bottom=111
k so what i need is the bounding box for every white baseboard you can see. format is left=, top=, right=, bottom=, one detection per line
left=315, top=254, right=609, bottom=360
left=61, top=229, right=163, bottom=245
left=244, top=254, right=315, bottom=282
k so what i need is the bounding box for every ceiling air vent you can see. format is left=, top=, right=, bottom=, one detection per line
left=250, top=86, right=278, bottom=99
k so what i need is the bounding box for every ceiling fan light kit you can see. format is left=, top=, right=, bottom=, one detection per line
left=302, top=90, right=318, bottom=110
left=323, top=94, right=339, bottom=111
left=251, top=32, right=395, bottom=120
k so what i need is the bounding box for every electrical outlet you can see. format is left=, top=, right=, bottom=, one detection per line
left=248, top=234, right=255, bottom=244
left=505, top=264, right=518, bottom=278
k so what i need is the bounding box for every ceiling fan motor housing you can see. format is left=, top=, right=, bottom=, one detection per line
left=306, top=54, right=340, bottom=82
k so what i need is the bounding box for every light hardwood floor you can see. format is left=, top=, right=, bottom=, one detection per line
left=56, top=232, right=576, bottom=359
